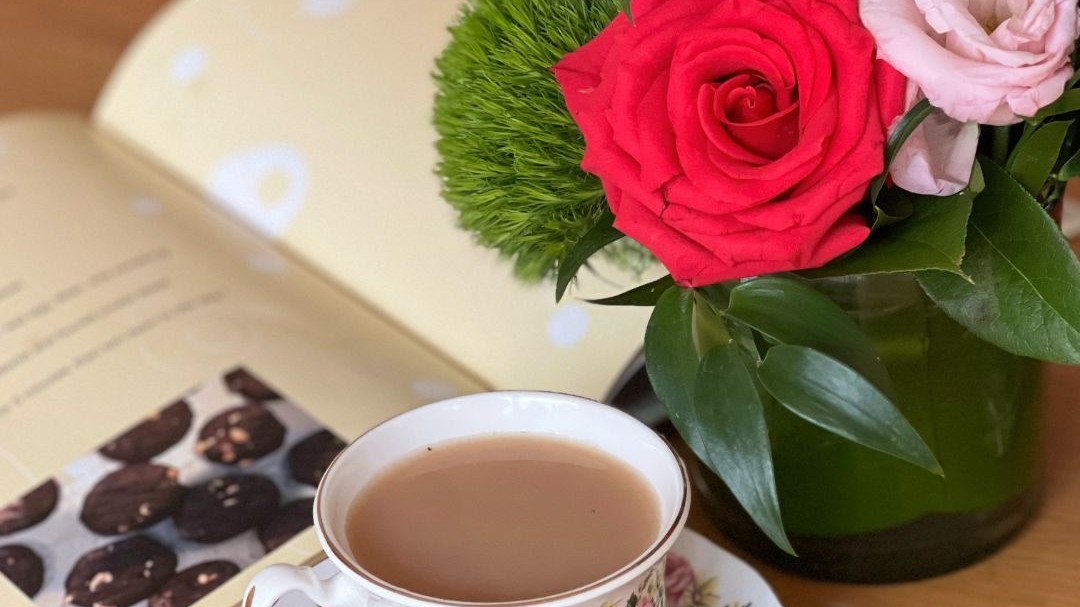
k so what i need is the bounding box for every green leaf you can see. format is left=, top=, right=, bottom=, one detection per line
left=758, top=345, right=943, bottom=476
left=621, top=0, right=634, bottom=23
left=968, top=157, right=986, bottom=194
left=723, top=277, right=893, bottom=395
left=805, top=169, right=977, bottom=278
left=556, top=209, right=623, bottom=302
left=697, top=282, right=735, bottom=309
left=871, top=188, right=915, bottom=230
left=645, top=289, right=793, bottom=553
left=644, top=287, right=698, bottom=437
left=693, top=344, right=794, bottom=555
left=1033, top=89, right=1080, bottom=121
left=1006, top=120, right=1073, bottom=195
left=870, top=98, right=934, bottom=204
left=694, top=284, right=762, bottom=359
left=1058, top=146, right=1080, bottom=180
left=1019, top=119, right=1040, bottom=146
left=917, top=156, right=1080, bottom=363
left=586, top=275, right=675, bottom=306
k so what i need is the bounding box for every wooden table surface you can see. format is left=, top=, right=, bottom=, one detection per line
left=2, top=3, right=1077, bottom=606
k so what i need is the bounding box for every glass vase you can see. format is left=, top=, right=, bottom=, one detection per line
left=693, top=272, right=1043, bottom=583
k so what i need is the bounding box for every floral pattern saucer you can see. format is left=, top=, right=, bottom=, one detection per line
left=280, top=529, right=781, bottom=607
left=657, top=529, right=781, bottom=607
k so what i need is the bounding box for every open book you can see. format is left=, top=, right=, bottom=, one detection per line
left=0, top=1, right=654, bottom=606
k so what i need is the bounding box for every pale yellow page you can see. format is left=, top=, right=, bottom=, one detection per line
left=93, top=0, right=653, bottom=400
left=0, top=115, right=481, bottom=607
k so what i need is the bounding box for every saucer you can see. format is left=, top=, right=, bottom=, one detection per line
left=275, top=529, right=782, bottom=607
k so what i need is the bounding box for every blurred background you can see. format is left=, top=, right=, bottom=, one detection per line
left=0, top=1, right=168, bottom=114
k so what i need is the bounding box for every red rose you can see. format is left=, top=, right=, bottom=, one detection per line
left=554, top=0, right=906, bottom=286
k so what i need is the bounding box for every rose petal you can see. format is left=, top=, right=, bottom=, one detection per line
left=860, top=0, right=1077, bottom=124
left=612, top=194, right=717, bottom=285
left=709, top=81, right=800, bottom=159
left=674, top=213, right=869, bottom=287
left=876, top=59, right=910, bottom=128
left=666, top=10, right=830, bottom=205
left=890, top=111, right=979, bottom=195
left=609, top=7, right=702, bottom=191
left=920, top=0, right=1057, bottom=66
left=698, top=75, right=775, bottom=166
left=612, top=66, right=682, bottom=192
left=793, top=1, right=882, bottom=183
left=994, top=0, right=1058, bottom=51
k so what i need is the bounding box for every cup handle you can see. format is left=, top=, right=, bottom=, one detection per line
left=243, top=564, right=370, bottom=607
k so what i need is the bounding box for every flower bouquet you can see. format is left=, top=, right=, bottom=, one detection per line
left=434, top=0, right=1080, bottom=580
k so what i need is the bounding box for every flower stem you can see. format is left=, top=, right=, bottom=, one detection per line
left=992, top=125, right=1011, bottom=165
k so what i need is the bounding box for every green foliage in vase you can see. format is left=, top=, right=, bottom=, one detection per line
left=918, top=156, right=1080, bottom=364
left=433, top=0, right=1080, bottom=556
left=645, top=280, right=943, bottom=556
left=434, top=0, right=650, bottom=282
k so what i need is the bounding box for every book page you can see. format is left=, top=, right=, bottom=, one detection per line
left=0, top=114, right=482, bottom=607
left=93, top=0, right=655, bottom=401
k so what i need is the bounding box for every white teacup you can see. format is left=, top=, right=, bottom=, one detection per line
left=244, top=391, right=690, bottom=607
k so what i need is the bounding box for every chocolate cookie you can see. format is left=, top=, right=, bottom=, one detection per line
left=287, top=430, right=346, bottom=487
left=0, top=479, right=59, bottom=536
left=223, top=369, right=281, bottom=402
left=81, top=464, right=184, bottom=535
left=196, top=404, right=285, bottom=466
left=258, top=498, right=315, bottom=552
left=148, top=560, right=239, bottom=607
left=65, top=536, right=177, bottom=607
left=100, top=401, right=193, bottom=463
left=0, top=544, right=44, bottom=598
left=174, top=474, right=279, bottom=543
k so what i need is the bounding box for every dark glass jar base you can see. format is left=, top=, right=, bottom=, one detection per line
left=692, top=461, right=1041, bottom=583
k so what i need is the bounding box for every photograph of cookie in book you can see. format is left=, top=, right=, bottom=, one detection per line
left=0, top=368, right=345, bottom=607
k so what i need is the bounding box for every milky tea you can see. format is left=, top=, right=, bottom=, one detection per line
left=344, top=434, right=661, bottom=603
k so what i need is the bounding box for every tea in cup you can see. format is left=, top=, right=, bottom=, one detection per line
left=244, top=391, right=689, bottom=607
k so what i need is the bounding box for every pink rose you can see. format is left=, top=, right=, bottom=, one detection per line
left=861, top=0, right=1078, bottom=125
left=664, top=553, right=695, bottom=607
left=891, top=86, right=980, bottom=195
